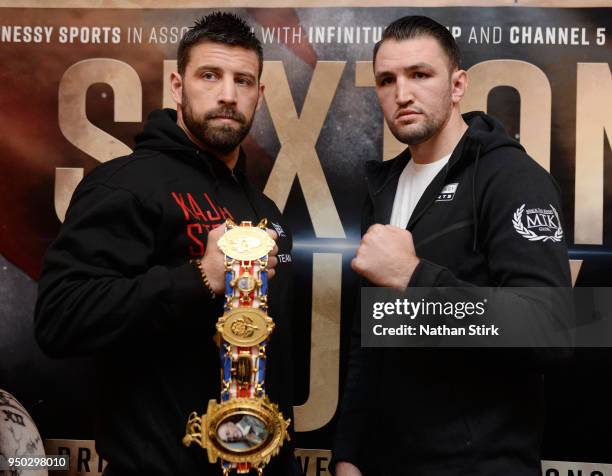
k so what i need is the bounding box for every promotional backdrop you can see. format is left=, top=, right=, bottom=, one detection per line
left=1, top=1, right=611, bottom=474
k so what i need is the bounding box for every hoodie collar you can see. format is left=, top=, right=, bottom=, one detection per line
left=364, top=111, right=519, bottom=233
left=135, top=108, right=247, bottom=182
left=365, top=111, right=522, bottom=193
left=135, top=108, right=196, bottom=153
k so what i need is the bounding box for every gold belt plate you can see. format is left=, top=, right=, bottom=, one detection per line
left=218, top=226, right=275, bottom=262
left=216, top=308, right=275, bottom=347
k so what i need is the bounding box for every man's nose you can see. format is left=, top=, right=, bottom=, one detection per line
left=219, top=76, right=237, bottom=105
left=395, top=77, right=414, bottom=107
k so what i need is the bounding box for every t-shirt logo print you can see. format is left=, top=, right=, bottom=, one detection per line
left=512, top=204, right=563, bottom=242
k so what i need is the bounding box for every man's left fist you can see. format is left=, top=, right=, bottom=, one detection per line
left=351, top=224, right=420, bottom=289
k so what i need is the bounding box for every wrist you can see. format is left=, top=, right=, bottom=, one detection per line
left=190, top=258, right=218, bottom=298
left=396, top=257, right=420, bottom=289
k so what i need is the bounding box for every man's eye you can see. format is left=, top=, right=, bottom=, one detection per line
left=414, top=72, right=429, bottom=79
left=236, top=77, right=253, bottom=86
left=202, top=72, right=217, bottom=80
left=379, top=77, right=393, bottom=86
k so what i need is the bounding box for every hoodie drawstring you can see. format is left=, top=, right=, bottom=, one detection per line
left=472, top=143, right=482, bottom=252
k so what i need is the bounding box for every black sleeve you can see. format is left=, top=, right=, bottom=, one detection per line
left=331, top=195, right=379, bottom=473
left=35, top=183, right=217, bottom=358
left=409, top=152, right=573, bottom=361
left=330, top=302, right=381, bottom=473
left=412, top=153, right=570, bottom=288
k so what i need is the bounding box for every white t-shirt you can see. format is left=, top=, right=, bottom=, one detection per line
left=389, top=154, right=451, bottom=229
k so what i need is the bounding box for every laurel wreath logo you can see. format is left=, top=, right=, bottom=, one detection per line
left=512, top=204, right=563, bottom=242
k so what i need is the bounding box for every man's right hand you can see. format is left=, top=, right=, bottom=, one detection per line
left=336, top=462, right=363, bottom=476
left=200, top=225, right=278, bottom=295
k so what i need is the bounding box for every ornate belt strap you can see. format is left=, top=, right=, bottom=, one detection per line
left=184, top=219, right=290, bottom=475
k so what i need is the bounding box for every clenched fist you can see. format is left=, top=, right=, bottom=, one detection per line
left=200, top=225, right=279, bottom=294
left=351, top=224, right=420, bottom=289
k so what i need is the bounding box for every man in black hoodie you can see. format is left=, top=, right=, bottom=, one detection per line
left=35, top=13, right=297, bottom=476
left=333, top=16, right=571, bottom=476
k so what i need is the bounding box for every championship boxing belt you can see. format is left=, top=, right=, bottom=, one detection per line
left=183, top=219, right=290, bottom=476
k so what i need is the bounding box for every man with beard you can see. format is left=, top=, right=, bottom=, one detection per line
left=35, top=12, right=298, bottom=476
left=332, top=16, right=571, bottom=476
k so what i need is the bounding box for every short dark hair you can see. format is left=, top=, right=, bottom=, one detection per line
left=373, top=15, right=460, bottom=71
left=178, top=12, right=263, bottom=79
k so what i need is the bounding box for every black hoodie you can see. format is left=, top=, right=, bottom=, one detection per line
left=35, top=109, right=297, bottom=475
left=332, top=112, right=571, bottom=476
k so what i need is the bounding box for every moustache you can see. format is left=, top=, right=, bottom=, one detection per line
left=204, top=107, right=246, bottom=124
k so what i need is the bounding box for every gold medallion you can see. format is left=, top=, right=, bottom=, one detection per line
left=184, top=398, right=290, bottom=467
left=218, top=226, right=275, bottom=262
left=216, top=308, right=275, bottom=347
